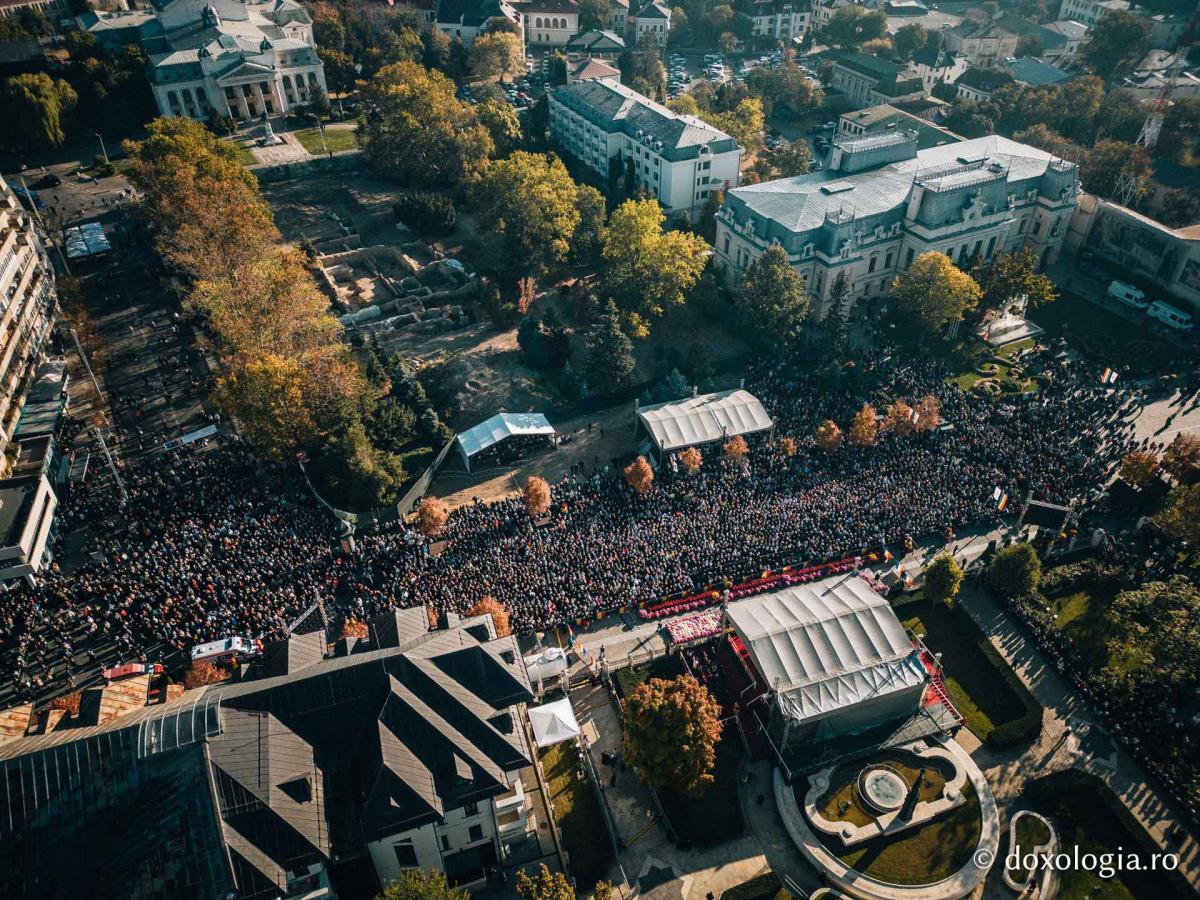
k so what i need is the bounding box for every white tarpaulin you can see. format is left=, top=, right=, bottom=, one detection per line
left=528, top=698, right=581, bottom=748
left=726, top=575, right=927, bottom=724
left=637, top=389, right=773, bottom=453
left=456, top=412, right=555, bottom=469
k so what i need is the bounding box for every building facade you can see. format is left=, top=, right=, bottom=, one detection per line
left=631, top=0, right=669, bottom=47
left=1057, top=0, right=1127, bottom=28
left=83, top=0, right=327, bottom=121
left=748, top=0, right=811, bottom=45
left=826, top=51, right=926, bottom=107
left=521, top=0, right=579, bottom=46
left=436, top=0, right=524, bottom=45
left=549, top=79, right=742, bottom=214
left=0, top=0, right=70, bottom=23
left=714, top=133, right=1079, bottom=316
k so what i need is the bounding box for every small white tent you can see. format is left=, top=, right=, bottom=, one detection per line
left=528, top=698, right=581, bottom=748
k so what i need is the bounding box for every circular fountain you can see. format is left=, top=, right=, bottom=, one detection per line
left=857, top=766, right=908, bottom=814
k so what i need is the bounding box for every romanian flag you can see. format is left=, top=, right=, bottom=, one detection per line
left=1101, top=368, right=1119, bottom=385
left=997, top=492, right=1009, bottom=511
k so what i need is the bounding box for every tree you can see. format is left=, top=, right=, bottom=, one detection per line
left=476, top=98, right=522, bottom=157
left=416, top=497, right=449, bottom=537
left=1159, top=98, right=1200, bottom=165
left=184, top=660, right=231, bottom=690
left=466, top=596, right=513, bottom=637
left=593, top=883, right=613, bottom=900
left=469, top=31, right=524, bottom=81
left=319, top=47, right=358, bottom=94
left=891, top=252, right=982, bottom=334
left=1082, top=140, right=1153, bottom=205
left=578, top=0, right=612, bottom=31
left=213, top=354, right=316, bottom=460
left=914, top=394, right=941, bottom=432
left=972, top=247, right=1058, bottom=311
left=1120, top=450, right=1160, bottom=488
left=823, top=5, right=887, bottom=48
left=1013, top=124, right=1080, bottom=161
left=572, top=184, right=607, bottom=265
left=989, top=542, right=1042, bottom=599
left=891, top=24, right=928, bottom=60
left=619, top=38, right=665, bottom=99
left=624, top=455, right=655, bottom=494
left=745, top=63, right=824, bottom=117
left=1103, top=577, right=1200, bottom=685
left=849, top=404, right=879, bottom=447
left=1, top=73, right=77, bottom=146
left=883, top=399, right=918, bottom=436
left=515, top=865, right=575, bottom=900
left=342, top=618, right=370, bottom=639
left=524, top=475, right=552, bottom=517
left=679, top=446, right=702, bottom=474
left=359, top=62, right=492, bottom=187
left=699, top=188, right=724, bottom=243
left=778, top=436, right=797, bottom=457
left=324, top=423, right=409, bottom=508
left=1163, top=433, right=1200, bottom=483
left=924, top=554, right=964, bottom=605
left=724, top=435, right=749, bottom=461
left=736, top=244, right=810, bottom=347
left=601, top=199, right=708, bottom=331
left=943, top=101, right=996, bottom=140
left=1095, top=87, right=1148, bottom=144
left=126, top=117, right=278, bottom=281
left=1082, top=10, right=1151, bottom=77
left=762, top=139, right=812, bottom=178
left=477, top=151, right=582, bottom=275
left=703, top=97, right=764, bottom=151
left=815, top=420, right=843, bottom=454
left=1157, top=484, right=1200, bottom=548
left=378, top=869, right=469, bottom=900
left=583, top=301, right=636, bottom=393
left=623, top=674, right=722, bottom=794
left=1157, top=189, right=1200, bottom=229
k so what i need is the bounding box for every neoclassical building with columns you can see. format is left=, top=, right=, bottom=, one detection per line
left=714, top=132, right=1079, bottom=317
left=86, top=0, right=326, bottom=121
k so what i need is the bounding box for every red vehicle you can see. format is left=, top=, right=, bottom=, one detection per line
left=102, top=662, right=165, bottom=681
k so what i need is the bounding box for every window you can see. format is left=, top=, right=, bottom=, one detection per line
left=464, top=801, right=479, bottom=817
left=868, top=255, right=877, bottom=273
left=468, top=824, right=484, bottom=842
left=986, top=236, right=996, bottom=257
left=885, top=251, right=893, bottom=268
left=905, top=248, right=915, bottom=267
left=1032, top=217, right=1042, bottom=236
left=1018, top=217, right=1027, bottom=234
left=441, top=834, right=450, bottom=851
left=723, top=236, right=730, bottom=253
left=394, top=842, right=418, bottom=868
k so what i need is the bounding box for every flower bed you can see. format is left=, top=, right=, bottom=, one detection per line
left=665, top=608, right=724, bottom=646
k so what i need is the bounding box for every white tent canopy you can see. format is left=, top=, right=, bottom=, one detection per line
left=725, top=575, right=927, bottom=724
left=528, top=698, right=581, bottom=748
left=637, top=389, right=773, bottom=454
left=455, top=412, right=555, bottom=470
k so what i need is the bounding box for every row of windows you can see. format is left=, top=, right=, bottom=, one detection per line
left=532, top=16, right=570, bottom=28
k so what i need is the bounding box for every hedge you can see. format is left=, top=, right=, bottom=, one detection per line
left=720, top=872, right=791, bottom=900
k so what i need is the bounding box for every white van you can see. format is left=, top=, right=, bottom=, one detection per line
left=1148, top=300, right=1194, bottom=332
left=1106, top=280, right=1149, bottom=309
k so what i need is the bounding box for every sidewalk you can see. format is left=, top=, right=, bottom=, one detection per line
left=957, top=586, right=1200, bottom=892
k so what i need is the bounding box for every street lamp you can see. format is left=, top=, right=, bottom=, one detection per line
left=95, top=133, right=110, bottom=167
left=306, top=112, right=328, bottom=156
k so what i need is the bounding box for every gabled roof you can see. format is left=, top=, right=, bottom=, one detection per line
left=566, top=28, right=625, bottom=51
left=1001, top=56, right=1069, bottom=87
left=956, top=65, right=1016, bottom=92
left=570, top=56, right=620, bottom=80
left=456, top=412, right=555, bottom=459
left=637, top=389, right=773, bottom=452
left=436, top=0, right=515, bottom=27
left=636, top=0, right=670, bottom=18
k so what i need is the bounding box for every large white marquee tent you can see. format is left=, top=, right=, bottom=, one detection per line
left=636, top=389, right=773, bottom=457
left=455, top=412, right=555, bottom=470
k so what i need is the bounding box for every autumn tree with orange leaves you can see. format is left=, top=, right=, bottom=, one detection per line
left=524, top=476, right=551, bottom=517
left=625, top=455, right=655, bottom=494
left=466, top=596, right=512, bottom=637
left=679, top=447, right=702, bottom=473
left=815, top=420, right=843, bottom=454
left=724, top=435, right=750, bottom=461
left=416, top=497, right=450, bottom=536
left=849, top=404, right=879, bottom=447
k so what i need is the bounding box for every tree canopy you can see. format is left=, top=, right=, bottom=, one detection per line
left=1082, top=10, right=1151, bottom=77
left=972, top=247, right=1058, bottom=311
left=924, top=554, right=964, bottom=605
left=377, top=869, right=469, bottom=900
left=477, top=151, right=583, bottom=275
left=736, top=244, right=810, bottom=347
left=989, top=542, right=1042, bottom=599
left=623, top=674, right=723, bottom=794
left=891, top=252, right=982, bottom=333
left=1, top=73, right=77, bottom=147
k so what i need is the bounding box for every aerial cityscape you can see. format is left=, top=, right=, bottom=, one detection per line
left=0, top=0, right=1198, bottom=897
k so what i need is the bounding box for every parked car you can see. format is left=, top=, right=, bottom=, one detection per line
left=1106, top=279, right=1149, bottom=310
left=34, top=173, right=61, bottom=189
left=1148, top=300, right=1194, bottom=331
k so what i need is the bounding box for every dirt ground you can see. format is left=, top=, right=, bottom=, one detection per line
left=259, top=168, right=406, bottom=248
left=429, top=402, right=638, bottom=510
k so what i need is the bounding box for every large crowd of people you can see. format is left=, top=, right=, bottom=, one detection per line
left=0, top=346, right=1133, bottom=705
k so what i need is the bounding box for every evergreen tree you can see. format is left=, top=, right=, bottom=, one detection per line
left=583, top=301, right=635, bottom=394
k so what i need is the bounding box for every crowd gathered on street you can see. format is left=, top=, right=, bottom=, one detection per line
left=0, top=347, right=1136, bottom=704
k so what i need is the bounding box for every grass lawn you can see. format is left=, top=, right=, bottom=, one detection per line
left=294, top=125, right=357, bottom=155
left=234, top=145, right=258, bottom=166
left=1006, top=814, right=1053, bottom=883
left=613, top=653, right=684, bottom=700
left=804, top=776, right=983, bottom=885
left=721, top=871, right=791, bottom=900
left=901, top=600, right=1029, bottom=742
left=658, top=738, right=746, bottom=848
left=817, top=750, right=953, bottom=828
left=540, top=741, right=613, bottom=886
left=1026, top=772, right=1184, bottom=900
left=1037, top=563, right=1124, bottom=670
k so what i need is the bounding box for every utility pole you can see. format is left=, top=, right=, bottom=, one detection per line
left=95, top=133, right=110, bottom=167
left=18, top=176, right=70, bottom=274
left=70, top=327, right=102, bottom=398
left=93, top=426, right=128, bottom=506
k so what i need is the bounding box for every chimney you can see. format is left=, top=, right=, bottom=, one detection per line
left=692, top=384, right=698, bottom=397
left=0, top=703, right=32, bottom=745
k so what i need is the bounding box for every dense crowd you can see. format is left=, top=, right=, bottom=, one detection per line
left=0, top=348, right=1133, bottom=701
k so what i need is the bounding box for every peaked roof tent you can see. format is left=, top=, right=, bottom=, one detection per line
left=528, top=698, right=580, bottom=748
left=455, top=412, right=555, bottom=469
left=725, top=575, right=928, bottom=724
left=637, top=389, right=773, bottom=454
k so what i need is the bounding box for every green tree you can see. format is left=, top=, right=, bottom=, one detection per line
left=623, top=674, right=723, bottom=795
left=2, top=73, right=77, bottom=146
left=1159, top=98, right=1200, bottom=165
left=358, top=61, right=492, bottom=187
left=891, top=251, right=982, bottom=333
left=318, top=47, right=358, bottom=94
left=737, top=244, right=810, bottom=346
left=601, top=198, right=709, bottom=333
left=1103, top=577, right=1200, bottom=686
left=572, top=183, right=607, bottom=265
left=703, top=97, right=764, bottom=151
left=1013, top=124, right=1080, bottom=161
left=477, top=151, right=582, bottom=275
left=515, top=865, right=575, bottom=900
left=578, top=0, right=612, bottom=31
left=699, top=188, right=724, bottom=243
left=972, top=247, right=1058, bottom=311
left=924, top=554, right=964, bottom=605
left=1082, top=139, right=1153, bottom=205
left=745, top=62, right=824, bottom=117
left=323, top=422, right=408, bottom=508
left=469, top=31, right=524, bottom=81
left=1082, top=10, right=1151, bottom=77
left=943, top=100, right=995, bottom=139
left=378, top=869, right=470, bottom=900
left=1095, top=87, right=1147, bottom=144
left=475, top=98, right=522, bottom=157
left=1157, top=483, right=1200, bottom=549
left=892, top=23, right=929, bottom=59
left=988, top=542, right=1043, bottom=599
left=619, top=37, right=665, bottom=99
left=583, top=301, right=636, bottom=393
left=823, top=5, right=887, bottom=48
left=762, top=138, right=812, bottom=178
